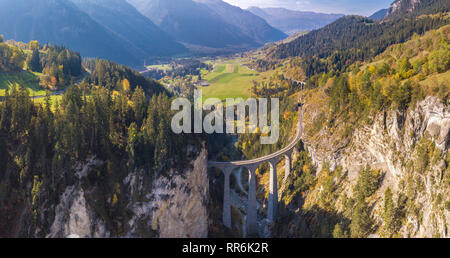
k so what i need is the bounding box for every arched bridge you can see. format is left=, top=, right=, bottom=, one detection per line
left=208, top=105, right=303, bottom=236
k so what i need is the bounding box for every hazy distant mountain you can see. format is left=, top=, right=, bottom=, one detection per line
left=71, top=0, right=186, bottom=58
left=0, top=0, right=131, bottom=64
left=369, top=8, right=388, bottom=20
left=247, top=7, right=344, bottom=34
left=0, top=0, right=184, bottom=65
left=193, top=0, right=286, bottom=44
left=127, top=0, right=256, bottom=49
left=128, top=0, right=285, bottom=50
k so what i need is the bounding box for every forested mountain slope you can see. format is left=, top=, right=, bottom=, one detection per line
left=269, top=12, right=449, bottom=78
left=275, top=25, right=449, bottom=238
left=0, top=38, right=206, bottom=237
left=239, top=0, right=449, bottom=238
left=369, top=9, right=388, bottom=21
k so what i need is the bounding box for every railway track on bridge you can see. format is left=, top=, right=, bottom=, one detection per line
left=208, top=105, right=304, bottom=236
left=208, top=105, right=303, bottom=168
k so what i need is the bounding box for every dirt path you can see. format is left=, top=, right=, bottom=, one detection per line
left=227, top=64, right=235, bottom=73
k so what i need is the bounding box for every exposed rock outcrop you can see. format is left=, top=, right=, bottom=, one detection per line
left=301, top=96, right=449, bottom=237
left=386, top=0, right=421, bottom=17
left=43, top=147, right=209, bottom=238
left=127, top=148, right=209, bottom=238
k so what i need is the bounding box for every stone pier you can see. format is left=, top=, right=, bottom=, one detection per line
left=207, top=106, right=303, bottom=236
left=222, top=167, right=233, bottom=229
left=246, top=166, right=258, bottom=236
left=284, top=150, right=292, bottom=181
left=268, top=159, right=278, bottom=222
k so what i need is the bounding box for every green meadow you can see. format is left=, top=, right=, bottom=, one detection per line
left=0, top=71, right=46, bottom=96
left=31, top=95, right=63, bottom=110
left=200, top=62, right=259, bottom=104
left=0, top=71, right=65, bottom=109
left=145, top=64, right=172, bottom=71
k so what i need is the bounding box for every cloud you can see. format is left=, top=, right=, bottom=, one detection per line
left=295, top=1, right=311, bottom=8
left=223, top=0, right=393, bottom=16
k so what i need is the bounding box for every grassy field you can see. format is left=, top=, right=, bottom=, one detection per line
left=419, top=70, right=450, bottom=88
left=199, top=61, right=259, bottom=103
left=32, top=95, right=63, bottom=109
left=145, top=64, right=172, bottom=71
left=0, top=71, right=66, bottom=109
left=0, top=71, right=46, bottom=96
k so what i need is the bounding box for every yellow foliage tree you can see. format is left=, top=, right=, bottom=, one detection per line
left=29, top=40, right=40, bottom=50
left=50, top=76, right=57, bottom=86
left=112, top=194, right=118, bottom=207
left=122, top=78, right=131, bottom=93
left=283, top=111, right=291, bottom=120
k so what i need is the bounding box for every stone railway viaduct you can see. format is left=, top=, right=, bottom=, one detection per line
left=208, top=106, right=303, bottom=236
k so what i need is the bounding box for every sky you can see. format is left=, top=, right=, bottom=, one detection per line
left=223, top=0, right=394, bottom=16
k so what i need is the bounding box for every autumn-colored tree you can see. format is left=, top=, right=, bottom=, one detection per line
left=0, top=43, right=25, bottom=72
left=28, top=41, right=40, bottom=51
left=122, top=78, right=131, bottom=94
left=398, top=57, right=412, bottom=79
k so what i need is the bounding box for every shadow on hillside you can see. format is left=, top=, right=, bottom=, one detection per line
left=273, top=195, right=350, bottom=238
left=207, top=168, right=244, bottom=238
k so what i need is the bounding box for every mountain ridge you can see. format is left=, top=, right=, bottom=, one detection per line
left=194, top=0, right=287, bottom=44
left=0, top=0, right=185, bottom=66
left=0, top=0, right=133, bottom=64
left=71, top=0, right=187, bottom=59
left=369, top=8, right=388, bottom=20
left=247, top=6, right=344, bottom=34
left=127, top=0, right=286, bottom=50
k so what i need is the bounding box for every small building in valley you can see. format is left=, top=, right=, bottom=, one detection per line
left=195, top=80, right=209, bottom=87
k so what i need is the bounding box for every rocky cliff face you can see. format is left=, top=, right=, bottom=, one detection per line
left=27, top=147, right=209, bottom=238
left=387, top=0, right=421, bottom=17
left=300, top=96, right=449, bottom=237
left=127, top=148, right=209, bottom=238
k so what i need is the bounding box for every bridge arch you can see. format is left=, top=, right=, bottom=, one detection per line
left=207, top=106, right=303, bottom=236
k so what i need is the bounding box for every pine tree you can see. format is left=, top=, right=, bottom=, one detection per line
left=126, top=122, right=138, bottom=169
left=131, top=87, right=147, bottom=127
left=350, top=198, right=372, bottom=238
left=28, top=49, right=42, bottom=73
left=393, top=80, right=412, bottom=110
left=154, top=119, right=168, bottom=170
left=383, top=188, right=399, bottom=237
left=354, top=167, right=380, bottom=199
left=333, top=223, right=349, bottom=238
